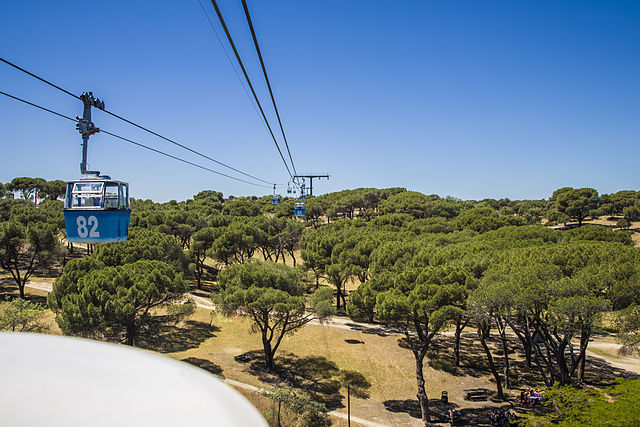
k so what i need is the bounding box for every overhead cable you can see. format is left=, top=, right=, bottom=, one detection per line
left=0, top=57, right=81, bottom=100
left=0, top=90, right=272, bottom=188
left=240, top=0, right=297, bottom=177
left=99, top=107, right=273, bottom=185
left=208, top=0, right=294, bottom=179
left=196, top=0, right=263, bottom=119
left=0, top=90, right=76, bottom=122
left=100, top=130, right=271, bottom=188
left=0, top=56, right=274, bottom=186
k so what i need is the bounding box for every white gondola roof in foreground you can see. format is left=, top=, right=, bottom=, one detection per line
left=0, top=333, right=266, bottom=427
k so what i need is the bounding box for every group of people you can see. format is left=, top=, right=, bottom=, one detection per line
left=490, top=408, right=516, bottom=426
left=520, top=389, right=544, bottom=405
left=446, top=409, right=464, bottom=425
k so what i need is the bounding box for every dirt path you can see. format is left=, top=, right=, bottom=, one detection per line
left=24, top=281, right=54, bottom=293
left=586, top=340, right=640, bottom=374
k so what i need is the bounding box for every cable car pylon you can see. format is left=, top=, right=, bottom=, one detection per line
left=63, top=92, right=131, bottom=243
left=292, top=174, right=329, bottom=196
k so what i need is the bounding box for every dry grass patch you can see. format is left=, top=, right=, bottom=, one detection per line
left=161, top=308, right=517, bottom=425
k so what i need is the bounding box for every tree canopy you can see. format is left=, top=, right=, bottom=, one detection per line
left=214, top=261, right=335, bottom=370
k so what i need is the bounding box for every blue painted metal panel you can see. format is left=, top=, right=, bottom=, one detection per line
left=64, top=210, right=130, bottom=243
left=294, top=203, right=305, bottom=217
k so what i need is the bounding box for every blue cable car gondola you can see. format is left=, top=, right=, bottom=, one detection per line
left=272, top=194, right=281, bottom=205
left=294, top=202, right=305, bottom=217
left=63, top=91, right=131, bottom=243
left=64, top=177, right=131, bottom=243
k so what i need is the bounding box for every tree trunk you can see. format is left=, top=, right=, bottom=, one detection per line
left=507, top=317, right=533, bottom=369
left=414, top=350, right=430, bottom=424
left=496, top=318, right=510, bottom=389
left=577, top=328, right=590, bottom=384
left=501, top=335, right=510, bottom=390
left=478, top=325, right=504, bottom=399
left=524, top=341, right=532, bottom=369
left=277, top=400, right=281, bottom=427
left=556, top=338, right=570, bottom=385
left=262, top=334, right=274, bottom=371
left=125, top=323, right=137, bottom=346
left=195, top=262, right=203, bottom=289
left=533, top=348, right=551, bottom=386
left=340, top=284, right=347, bottom=308
left=454, top=318, right=467, bottom=367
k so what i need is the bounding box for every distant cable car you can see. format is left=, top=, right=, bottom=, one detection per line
left=272, top=184, right=281, bottom=205
left=64, top=176, right=131, bottom=243
left=299, top=182, right=306, bottom=200
left=294, top=201, right=305, bottom=217
left=63, top=91, right=131, bottom=243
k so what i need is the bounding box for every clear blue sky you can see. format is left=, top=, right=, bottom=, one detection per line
left=1, top=1, right=639, bottom=202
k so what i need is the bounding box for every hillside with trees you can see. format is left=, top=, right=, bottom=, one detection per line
left=2, top=177, right=640, bottom=425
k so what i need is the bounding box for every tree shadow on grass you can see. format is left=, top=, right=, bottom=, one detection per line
left=383, top=398, right=463, bottom=422
left=138, top=320, right=219, bottom=354
left=383, top=398, right=423, bottom=419
left=396, top=334, right=490, bottom=379
left=234, top=350, right=371, bottom=411
left=181, top=357, right=224, bottom=378
left=190, top=283, right=216, bottom=298
left=414, top=334, right=546, bottom=390
left=0, top=283, right=48, bottom=305
left=383, top=398, right=515, bottom=426
left=343, top=322, right=402, bottom=337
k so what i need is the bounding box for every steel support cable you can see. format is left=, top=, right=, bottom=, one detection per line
left=197, top=0, right=278, bottom=151
left=0, top=90, right=272, bottom=188
left=0, top=90, right=76, bottom=122
left=208, top=0, right=293, bottom=179
left=196, top=0, right=264, bottom=120
left=99, top=108, right=273, bottom=185
left=0, top=56, right=274, bottom=186
left=240, top=0, right=297, bottom=177
left=0, top=57, right=81, bottom=100
left=99, top=130, right=271, bottom=188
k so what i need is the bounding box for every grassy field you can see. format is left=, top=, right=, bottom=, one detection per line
left=136, top=305, right=593, bottom=426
